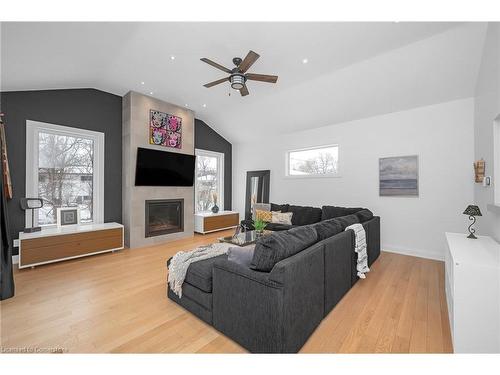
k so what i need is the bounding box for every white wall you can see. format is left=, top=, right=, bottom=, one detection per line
left=473, top=23, right=500, bottom=242
left=233, top=98, right=475, bottom=260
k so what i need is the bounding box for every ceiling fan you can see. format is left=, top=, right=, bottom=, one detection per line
left=201, top=50, right=278, bottom=96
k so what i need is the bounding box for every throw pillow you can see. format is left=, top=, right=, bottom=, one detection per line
left=271, top=211, right=293, bottom=225
left=252, top=203, right=271, bottom=220
left=227, top=244, right=256, bottom=268
left=255, top=209, right=273, bottom=222
left=250, top=226, right=318, bottom=272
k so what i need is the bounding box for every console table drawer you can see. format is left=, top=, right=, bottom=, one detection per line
left=19, top=226, right=124, bottom=268
left=203, top=213, right=239, bottom=232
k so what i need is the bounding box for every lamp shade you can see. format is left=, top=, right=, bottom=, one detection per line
left=463, top=205, right=482, bottom=216
left=20, top=198, right=43, bottom=210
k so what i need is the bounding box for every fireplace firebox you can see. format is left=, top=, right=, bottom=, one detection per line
left=145, top=199, right=184, bottom=238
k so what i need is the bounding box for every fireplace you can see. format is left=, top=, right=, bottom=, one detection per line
left=145, top=199, right=184, bottom=238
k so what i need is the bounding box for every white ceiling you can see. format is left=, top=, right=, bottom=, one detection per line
left=0, top=22, right=487, bottom=143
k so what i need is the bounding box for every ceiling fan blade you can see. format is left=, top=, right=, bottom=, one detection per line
left=245, top=73, right=278, bottom=83
left=203, top=77, right=229, bottom=88
left=239, top=85, right=249, bottom=96
left=200, top=58, right=232, bottom=73
left=238, top=50, right=260, bottom=73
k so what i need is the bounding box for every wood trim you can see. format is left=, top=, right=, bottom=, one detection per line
left=203, top=213, right=239, bottom=232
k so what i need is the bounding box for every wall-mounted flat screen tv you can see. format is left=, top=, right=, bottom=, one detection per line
left=135, top=147, right=195, bottom=186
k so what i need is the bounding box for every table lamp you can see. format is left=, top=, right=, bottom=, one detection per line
left=463, top=205, right=482, bottom=239
left=20, top=198, right=44, bottom=233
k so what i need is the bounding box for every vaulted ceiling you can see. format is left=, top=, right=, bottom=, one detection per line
left=1, top=22, right=487, bottom=143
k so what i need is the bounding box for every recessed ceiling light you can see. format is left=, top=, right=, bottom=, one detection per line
left=141, top=81, right=145, bottom=85
left=170, top=56, right=176, bottom=60
left=150, top=92, right=153, bottom=95
left=185, top=104, right=189, bottom=107
left=202, top=104, right=207, bottom=108
left=302, top=58, right=308, bottom=64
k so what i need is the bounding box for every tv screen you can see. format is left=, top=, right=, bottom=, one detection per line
left=135, top=147, right=195, bottom=186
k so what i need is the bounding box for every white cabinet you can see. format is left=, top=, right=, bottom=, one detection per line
left=445, top=232, right=500, bottom=353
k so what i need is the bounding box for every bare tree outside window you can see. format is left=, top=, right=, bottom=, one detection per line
left=37, top=132, right=94, bottom=225
left=288, top=146, right=339, bottom=176
left=196, top=154, right=218, bottom=212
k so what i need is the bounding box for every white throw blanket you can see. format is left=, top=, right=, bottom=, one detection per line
left=168, top=242, right=232, bottom=297
left=345, top=223, right=370, bottom=279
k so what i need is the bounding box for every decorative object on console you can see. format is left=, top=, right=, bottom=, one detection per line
left=463, top=205, right=482, bottom=239
left=211, top=191, right=219, bottom=213
left=149, top=109, right=182, bottom=149
left=379, top=155, right=419, bottom=196
left=473, top=158, right=485, bottom=183
left=57, top=207, right=80, bottom=227
left=19, top=198, right=43, bottom=233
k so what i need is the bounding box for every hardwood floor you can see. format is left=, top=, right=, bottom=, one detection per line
left=0, top=230, right=452, bottom=353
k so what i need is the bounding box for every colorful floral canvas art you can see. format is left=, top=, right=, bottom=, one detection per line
left=149, top=110, right=182, bottom=149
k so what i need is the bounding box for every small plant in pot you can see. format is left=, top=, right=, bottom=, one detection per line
left=211, top=192, right=219, bottom=214
left=252, top=218, right=267, bottom=235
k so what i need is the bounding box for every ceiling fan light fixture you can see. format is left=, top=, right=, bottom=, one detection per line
left=230, top=74, right=245, bottom=90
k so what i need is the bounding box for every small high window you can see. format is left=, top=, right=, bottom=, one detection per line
left=286, top=145, right=340, bottom=177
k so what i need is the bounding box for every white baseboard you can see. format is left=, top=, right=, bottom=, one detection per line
left=12, top=255, right=19, bottom=265
left=382, top=244, right=444, bottom=261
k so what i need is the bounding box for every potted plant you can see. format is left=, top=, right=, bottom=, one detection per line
left=252, top=218, right=267, bottom=235
left=211, top=192, right=219, bottom=213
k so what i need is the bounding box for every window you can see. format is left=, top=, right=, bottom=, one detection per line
left=286, top=145, right=339, bottom=177
left=26, top=120, right=104, bottom=227
left=195, top=149, right=224, bottom=213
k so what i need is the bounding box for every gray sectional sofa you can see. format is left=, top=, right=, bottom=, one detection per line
left=167, top=204, right=380, bottom=353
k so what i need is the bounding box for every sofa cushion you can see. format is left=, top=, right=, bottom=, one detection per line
left=288, top=205, right=322, bottom=226
left=355, top=209, right=374, bottom=223
left=270, top=203, right=290, bottom=212
left=334, top=214, right=360, bottom=230
left=265, top=222, right=296, bottom=231
left=250, top=226, right=318, bottom=272
left=168, top=254, right=226, bottom=293
left=311, top=219, right=343, bottom=241
left=321, top=206, right=363, bottom=221
left=227, top=245, right=256, bottom=268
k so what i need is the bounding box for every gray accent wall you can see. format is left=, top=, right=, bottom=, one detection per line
left=0, top=89, right=122, bottom=255
left=195, top=119, right=232, bottom=210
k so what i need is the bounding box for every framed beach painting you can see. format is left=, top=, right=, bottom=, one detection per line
left=379, top=155, right=419, bottom=196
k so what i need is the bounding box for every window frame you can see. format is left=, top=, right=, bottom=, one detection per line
left=494, top=115, right=500, bottom=207
left=25, top=120, right=105, bottom=228
left=194, top=148, right=224, bottom=213
left=285, top=144, right=341, bottom=179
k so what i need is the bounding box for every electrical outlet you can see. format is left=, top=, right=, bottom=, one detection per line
left=13, top=239, right=20, bottom=248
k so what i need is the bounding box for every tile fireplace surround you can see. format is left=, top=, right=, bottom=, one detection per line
left=122, top=91, right=195, bottom=248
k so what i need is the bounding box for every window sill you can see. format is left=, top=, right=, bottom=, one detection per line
left=487, top=204, right=500, bottom=215
left=284, top=174, right=342, bottom=180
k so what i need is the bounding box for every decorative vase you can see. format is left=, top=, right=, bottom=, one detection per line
left=211, top=204, right=219, bottom=214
